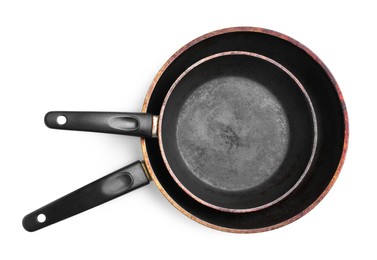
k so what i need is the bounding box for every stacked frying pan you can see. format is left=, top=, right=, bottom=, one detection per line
left=23, top=27, right=348, bottom=232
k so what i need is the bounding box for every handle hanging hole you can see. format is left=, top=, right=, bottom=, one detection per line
left=37, top=214, right=46, bottom=223
left=56, top=115, right=67, bottom=125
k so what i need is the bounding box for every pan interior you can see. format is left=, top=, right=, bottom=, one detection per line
left=160, top=53, right=316, bottom=210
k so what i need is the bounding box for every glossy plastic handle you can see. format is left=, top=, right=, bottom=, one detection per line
left=45, top=111, right=155, bottom=138
left=22, top=161, right=149, bottom=232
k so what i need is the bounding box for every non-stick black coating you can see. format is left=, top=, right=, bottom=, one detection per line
left=160, top=53, right=315, bottom=210
left=145, top=30, right=346, bottom=230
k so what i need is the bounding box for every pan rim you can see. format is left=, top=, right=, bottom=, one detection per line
left=158, top=50, right=318, bottom=213
left=141, top=26, right=349, bottom=233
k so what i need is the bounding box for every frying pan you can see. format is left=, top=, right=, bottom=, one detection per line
left=23, top=27, right=348, bottom=233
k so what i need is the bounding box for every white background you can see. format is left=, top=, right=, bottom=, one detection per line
left=0, top=1, right=375, bottom=259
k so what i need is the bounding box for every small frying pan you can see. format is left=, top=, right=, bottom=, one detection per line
left=23, top=27, right=347, bottom=233
left=159, top=51, right=317, bottom=212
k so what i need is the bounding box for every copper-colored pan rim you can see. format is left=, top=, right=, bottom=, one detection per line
left=141, top=26, right=349, bottom=233
left=158, top=51, right=318, bottom=213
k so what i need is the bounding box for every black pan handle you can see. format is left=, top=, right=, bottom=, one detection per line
left=45, top=111, right=156, bottom=138
left=22, top=161, right=150, bottom=232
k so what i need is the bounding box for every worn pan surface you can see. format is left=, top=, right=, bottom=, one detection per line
left=23, top=27, right=348, bottom=233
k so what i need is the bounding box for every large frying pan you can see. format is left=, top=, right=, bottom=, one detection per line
left=23, top=27, right=348, bottom=233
